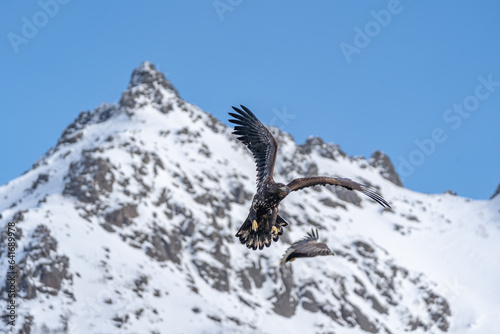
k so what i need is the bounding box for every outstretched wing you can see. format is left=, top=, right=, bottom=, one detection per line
left=287, top=177, right=390, bottom=208
left=229, top=105, right=278, bottom=190
left=280, top=229, right=333, bottom=265
left=291, top=228, right=319, bottom=247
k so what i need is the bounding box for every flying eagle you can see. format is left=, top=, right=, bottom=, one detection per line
left=280, top=229, right=334, bottom=265
left=229, top=105, right=390, bottom=250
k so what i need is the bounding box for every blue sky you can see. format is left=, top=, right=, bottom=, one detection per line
left=1, top=1, right=499, bottom=199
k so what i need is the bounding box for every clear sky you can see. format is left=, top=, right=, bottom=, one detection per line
left=1, top=1, right=499, bottom=199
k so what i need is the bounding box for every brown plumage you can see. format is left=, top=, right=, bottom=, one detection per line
left=229, top=105, right=390, bottom=250
left=280, top=229, right=334, bottom=265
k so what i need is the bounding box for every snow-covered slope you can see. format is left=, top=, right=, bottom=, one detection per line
left=1, top=62, right=499, bottom=334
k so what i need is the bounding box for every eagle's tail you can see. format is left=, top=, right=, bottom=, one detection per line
left=236, top=214, right=288, bottom=250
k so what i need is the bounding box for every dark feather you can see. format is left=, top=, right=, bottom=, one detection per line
left=280, top=228, right=334, bottom=265
left=287, top=177, right=390, bottom=208
left=229, top=106, right=278, bottom=190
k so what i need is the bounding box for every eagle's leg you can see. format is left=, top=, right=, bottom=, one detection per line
left=271, top=215, right=288, bottom=242
left=252, top=220, right=258, bottom=231
left=271, top=226, right=278, bottom=235
left=236, top=210, right=281, bottom=250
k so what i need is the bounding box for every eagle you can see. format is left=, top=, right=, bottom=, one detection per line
left=228, top=105, right=390, bottom=250
left=280, top=229, right=334, bottom=265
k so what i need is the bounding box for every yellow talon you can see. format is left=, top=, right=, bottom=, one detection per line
left=252, top=220, right=258, bottom=231
left=271, top=226, right=278, bottom=235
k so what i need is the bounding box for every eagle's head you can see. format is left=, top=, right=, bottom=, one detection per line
left=273, top=183, right=290, bottom=197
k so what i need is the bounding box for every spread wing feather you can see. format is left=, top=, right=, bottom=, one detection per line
left=229, top=105, right=278, bottom=190
left=287, top=177, right=390, bottom=208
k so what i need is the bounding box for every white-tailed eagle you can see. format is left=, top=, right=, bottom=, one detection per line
left=229, top=105, right=390, bottom=250
left=280, top=229, right=334, bottom=265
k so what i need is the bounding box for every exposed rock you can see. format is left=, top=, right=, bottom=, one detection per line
left=230, top=183, right=253, bottom=205
left=127, top=61, right=178, bottom=94
left=63, top=150, right=115, bottom=203
left=369, top=151, right=403, bottom=187
left=12, top=210, right=26, bottom=224
left=153, top=188, right=170, bottom=207
left=351, top=303, right=378, bottom=333
left=181, top=218, right=196, bottom=237
left=105, top=204, right=138, bottom=227
left=304, top=162, right=319, bottom=177
left=272, top=266, right=298, bottom=317
left=245, top=260, right=266, bottom=289
left=1, top=225, right=71, bottom=302
left=193, top=260, right=229, bottom=292
left=237, top=270, right=252, bottom=292
left=335, top=186, right=362, bottom=207
left=194, top=193, right=217, bottom=206
left=198, top=231, right=230, bottom=267
left=146, top=227, right=183, bottom=264
left=423, top=290, right=451, bottom=331
left=60, top=131, right=83, bottom=145
left=56, top=103, right=118, bottom=148
left=18, top=314, right=34, bottom=334
left=299, top=136, right=347, bottom=160
left=30, top=173, right=49, bottom=191
left=353, top=240, right=375, bottom=257
left=120, top=61, right=179, bottom=115
left=320, top=197, right=347, bottom=210
left=299, top=285, right=320, bottom=313
left=207, top=314, right=222, bottom=323
left=405, top=214, right=420, bottom=222
left=133, top=275, right=149, bottom=297
left=205, top=113, right=226, bottom=134
left=39, top=256, right=70, bottom=290
left=353, top=276, right=388, bottom=315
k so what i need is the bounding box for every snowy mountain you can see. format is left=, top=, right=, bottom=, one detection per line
left=1, top=62, right=499, bottom=334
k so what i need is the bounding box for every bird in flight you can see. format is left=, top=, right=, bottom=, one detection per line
left=280, top=229, right=334, bottom=265
left=228, top=105, right=390, bottom=250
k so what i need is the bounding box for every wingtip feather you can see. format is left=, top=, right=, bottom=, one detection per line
left=280, top=247, right=295, bottom=265
left=358, top=184, right=391, bottom=208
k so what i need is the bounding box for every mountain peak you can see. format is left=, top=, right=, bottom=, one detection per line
left=119, top=62, right=181, bottom=114
left=127, top=61, right=178, bottom=95
left=369, top=150, right=403, bottom=187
